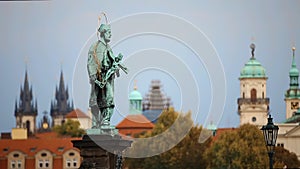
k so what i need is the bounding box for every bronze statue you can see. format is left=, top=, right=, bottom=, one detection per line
left=87, top=16, right=127, bottom=128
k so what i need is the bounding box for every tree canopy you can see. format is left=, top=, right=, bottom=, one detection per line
left=274, top=146, right=300, bottom=168
left=124, top=109, right=300, bottom=169
left=204, top=124, right=269, bottom=169
left=125, top=108, right=210, bottom=169
left=53, top=119, right=85, bottom=137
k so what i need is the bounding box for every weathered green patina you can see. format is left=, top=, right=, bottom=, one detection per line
left=87, top=23, right=127, bottom=130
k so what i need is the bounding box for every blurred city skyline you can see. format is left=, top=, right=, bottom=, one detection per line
left=1, top=1, right=300, bottom=132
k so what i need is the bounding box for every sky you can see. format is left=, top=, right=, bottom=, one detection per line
left=0, top=0, right=300, bottom=132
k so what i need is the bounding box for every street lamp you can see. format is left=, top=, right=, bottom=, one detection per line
left=261, top=114, right=279, bottom=169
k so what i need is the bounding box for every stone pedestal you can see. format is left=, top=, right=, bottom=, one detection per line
left=72, top=134, right=132, bottom=169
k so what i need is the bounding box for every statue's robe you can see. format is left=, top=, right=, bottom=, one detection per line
left=87, top=39, right=116, bottom=125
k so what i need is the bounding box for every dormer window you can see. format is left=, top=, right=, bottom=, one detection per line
left=58, top=147, right=64, bottom=152
left=63, top=150, right=80, bottom=169
left=35, top=150, right=52, bottom=169
left=8, top=151, right=24, bottom=169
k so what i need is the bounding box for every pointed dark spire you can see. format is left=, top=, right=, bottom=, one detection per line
left=59, top=70, right=65, bottom=93
left=30, top=86, right=33, bottom=99
left=20, top=85, right=23, bottom=99
left=35, top=99, right=38, bottom=112
left=24, top=70, right=30, bottom=93
left=66, top=85, right=69, bottom=100
left=55, top=86, right=58, bottom=99
left=15, top=99, right=18, bottom=114
left=51, top=70, right=73, bottom=117
left=15, top=69, right=38, bottom=134
left=17, top=70, right=37, bottom=114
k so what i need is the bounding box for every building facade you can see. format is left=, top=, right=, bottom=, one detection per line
left=0, top=132, right=81, bottom=169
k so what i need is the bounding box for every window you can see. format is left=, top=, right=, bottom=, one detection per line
left=41, top=153, right=47, bottom=157
left=252, top=117, right=257, bottom=122
left=39, top=160, right=43, bottom=168
left=251, top=88, right=257, bottom=101
left=58, top=147, right=64, bottom=152
left=45, top=160, right=49, bottom=168
left=66, top=158, right=78, bottom=168
left=73, top=159, right=77, bottom=167
left=26, top=120, right=30, bottom=134
left=38, top=159, right=51, bottom=168
left=9, top=152, right=24, bottom=169
left=17, top=160, right=22, bottom=168
left=30, top=147, right=36, bottom=152
left=13, top=153, right=19, bottom=158
left=262, top=92, right=264, bottom=99
left=277, top=143, right=284, bottom=148
left=36, top=151, right=52, bottom=169
left=242, top=92, right=245, bottom=99
left=66, top=159, right=71, bottom=167
left=11, top=160, right=16, bottom=168
left=3, top=148, right=8, bottom=152
left=64, top=151, right=79, bottom=169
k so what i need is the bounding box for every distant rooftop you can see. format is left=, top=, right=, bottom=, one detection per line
left=65, top=109, right=89, bottom=119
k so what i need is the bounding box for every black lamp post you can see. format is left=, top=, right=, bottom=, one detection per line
left=261, top=115, right=279, bottom=169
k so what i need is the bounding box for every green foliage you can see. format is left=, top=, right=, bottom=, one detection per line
left=125, top=108, right=210, bottom=169
left=53, top=119, right=86, bottom=137
left=274, top=146, right=300, bottom=168
left=205, top=124, right=268, bottom=169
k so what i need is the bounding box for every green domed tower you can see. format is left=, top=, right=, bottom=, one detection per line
left=237, top=43, right=269, bottom=126
left=285, top=47, right=300, bottom=119
left=240, top=52, right=267, bottom=78
left=129, top=84, right=143, bottom=115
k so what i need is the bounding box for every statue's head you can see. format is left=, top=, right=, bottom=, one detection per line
left=98, top=24, right=111, bottom=43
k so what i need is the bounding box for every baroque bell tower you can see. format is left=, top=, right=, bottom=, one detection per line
left=285, top=47, right=300, bottom=119
left=237, top=43, right=269, bottom=126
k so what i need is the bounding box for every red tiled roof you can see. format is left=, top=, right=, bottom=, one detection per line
left=212, top=128, right=236, bottom=142
left=116, top=114, right=154, bottom=129
left=65, top=108, right=89, bottom=118
left=34, top=131, right=60, bottom=139
left=0, top=132, right=81, bottom=157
